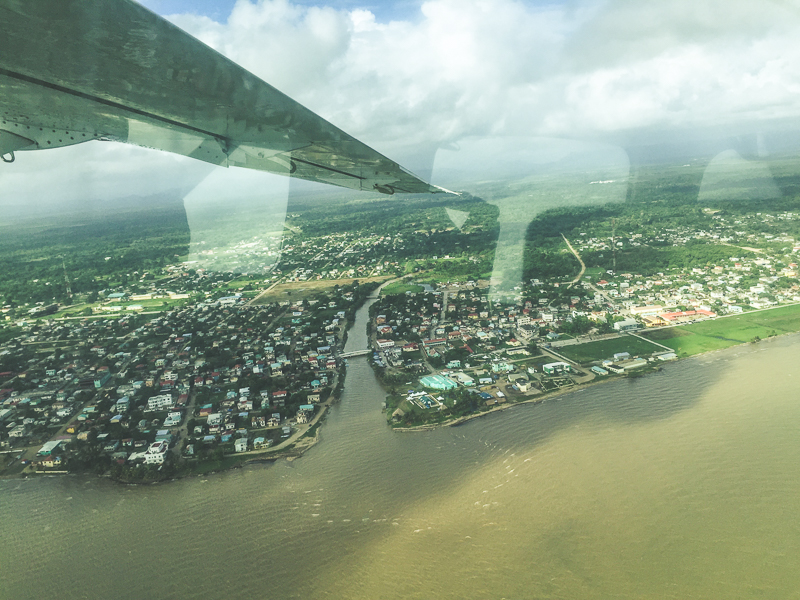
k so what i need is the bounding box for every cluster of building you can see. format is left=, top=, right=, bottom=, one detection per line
left=371, top=283, right=602, bottom=420
left=0, top=281, right=365, bottom=474
left=276, top=232, right=416, bottom=282
left=573, top=210, right=800, bottom=315
left=5, top=203, right=800, bottom=461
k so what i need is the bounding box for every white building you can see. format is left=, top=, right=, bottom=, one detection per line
left=163, top=412, right=182, bottom=427
left=147, top=394, right=175, bottom=411
left=543, top=362, right=571, bottom=375
left=629, top=305, right=664, bottom=317
left=613, top=318, right=639, bottom=332
left=37, top=440, right=62, bottom=456
left=8, top=425, right=28, bottom=438
left=144, top=440, right=168, bottom=464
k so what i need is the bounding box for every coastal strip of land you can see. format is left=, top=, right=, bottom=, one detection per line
left=376, top=301, right=800, bottom=432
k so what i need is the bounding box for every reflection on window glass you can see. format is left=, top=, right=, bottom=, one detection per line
left=3, top=1, right=800, bottom=599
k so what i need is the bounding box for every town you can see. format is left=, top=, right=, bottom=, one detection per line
left=4, top=161, right=800, bottom=475
left=367, top=205, right=800, bottom=426
left=0, top=277, right=374, bottom=480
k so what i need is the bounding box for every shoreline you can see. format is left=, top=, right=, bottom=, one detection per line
left=389, top=330, right=799, bottom=432
left=13, top=365, right=341, bottom=484
left=9, top=317, right=354, bottom=484
left=8, top=279, right=387, bottom=484
left=12, top=315, right=798, bottom=482
left=390, top=370, right=618, bottom=432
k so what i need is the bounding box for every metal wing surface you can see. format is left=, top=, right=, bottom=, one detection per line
left=0, top=0, right=445, bottom=194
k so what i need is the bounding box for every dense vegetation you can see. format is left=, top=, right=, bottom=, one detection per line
left=292, top=192, right=498, bottom=241
left=0, top=195, right=190, bottom=306
left=287, top=192, right=500, bottom=281
left=521, top=158, right=800, bottom=279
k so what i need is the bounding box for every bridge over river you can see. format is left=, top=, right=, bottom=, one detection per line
left=339, top=349, right=371, bottom=358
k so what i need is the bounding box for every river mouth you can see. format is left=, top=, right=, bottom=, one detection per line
left=3, top=320, right=800, bottom=599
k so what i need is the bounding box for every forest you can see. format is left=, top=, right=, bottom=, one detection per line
left=0, top=194, right=190, bottom=306
left=520, top=157, right=800, bottom=280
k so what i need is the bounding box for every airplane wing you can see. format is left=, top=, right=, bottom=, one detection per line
left=0, top=0, right=447, bottom=195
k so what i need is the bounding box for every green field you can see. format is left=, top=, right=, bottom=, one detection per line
left=557, top=335, right=664, bottom=364
left=641, top=304, right=800, bottom=356
left=583, top=267, right=606, bottom=279
left=513, top=356, right=549, bottom=368
left=223, top=277, right=267, bottom=290
left=381, top=282, right=424, bottom=296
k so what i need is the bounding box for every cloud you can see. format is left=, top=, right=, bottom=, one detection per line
left=167, top=0, right=584, bottom=147
left=4, top=0, right=800, bottom=218
left=163, top=0, right=800, bottom=148
left=0, top=142, right=212, bottom=217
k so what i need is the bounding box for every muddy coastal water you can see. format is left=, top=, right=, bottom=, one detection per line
left=3, top=297, right=800, bottom=599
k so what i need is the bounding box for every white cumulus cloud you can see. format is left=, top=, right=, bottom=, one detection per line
left=4, top=0, right=800, bottom=214
left=163, top=0, right=800, bottom=148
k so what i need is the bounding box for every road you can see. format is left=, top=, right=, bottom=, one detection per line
left=247, top=280, right=280, bottom=306
left=585, top=280, right=617, bottom=308
left=561, top=233, right=586, bottom=288
left=623, top=330, right=675, bottom=351
left=557, top=233, right=618, bottom=307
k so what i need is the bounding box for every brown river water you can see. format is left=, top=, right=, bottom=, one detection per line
left=2, top=298, right=800, bottom=599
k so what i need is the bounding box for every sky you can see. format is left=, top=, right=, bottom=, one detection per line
left=147, top=0, right=800, bottom=149
left=138, top=0, right=426, bottom=22
left=4, top=0, right=800, bottom=213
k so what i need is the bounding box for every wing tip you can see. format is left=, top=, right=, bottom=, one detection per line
left=431, top=184, right=460, bottom=195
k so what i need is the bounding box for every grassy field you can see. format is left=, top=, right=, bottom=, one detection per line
left=511, top=356, right=549, bottom=368
left=641, top=304, right=800, bottom=357
left=223, top=277, right=269, bottom=290
left=583, top=267, right=606, bottom=279
left=381, top=282, right=424, bottom=296
left=127, top=298, right=190, bottom=309
left=46, top=297, right=191, bottom=320
left=557, top=335, right=665, bottom=364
